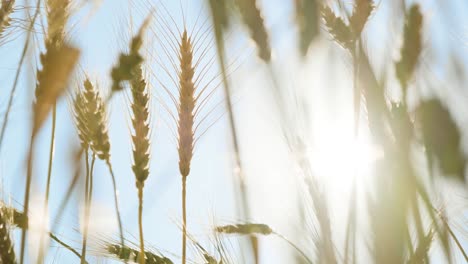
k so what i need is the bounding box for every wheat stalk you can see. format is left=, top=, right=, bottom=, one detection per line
left=19, top=42, right=79, bottom=264
left=35, top=2, right=74, bottom=258
left=407, top=228, right=434, bottom=264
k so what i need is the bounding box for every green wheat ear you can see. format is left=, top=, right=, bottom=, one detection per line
left=396, top=4, right=423, bottom=91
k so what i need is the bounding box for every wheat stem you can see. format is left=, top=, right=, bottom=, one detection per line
left=138, top=186, right=145, bottom=264
left=0, top=0, right=41, bottom=151
left=49, top=232, right=84, bottom=262
left=434, top=208, right=468, bottom=262
left=51, top=150, right=82, bottom=234
left=181, top=177, right=187, bottom=264
left=36, top=103, right=57, bottom=264
left=106, top=161, right=125, bottom=250
left=80, top=149, right=90, bottom=263
left=20, top=137, right=35, bottom=264
left=81, top=151, right=95, bottom=264
left=208, top=4, right=257, bottom=260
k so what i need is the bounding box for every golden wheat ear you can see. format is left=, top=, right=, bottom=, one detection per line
left=130, top=66, right=151, bottom=187
left=81, top=78, right=111, bottom=161
left=72, top=91, right=90, bottom=150
left=177, top=28, right=196, bottom=179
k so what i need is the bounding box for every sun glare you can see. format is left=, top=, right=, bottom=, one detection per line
left=309, top=122, right=383, bottom=190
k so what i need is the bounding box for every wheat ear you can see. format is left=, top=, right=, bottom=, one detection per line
left=106, top=243, right=173, bottom=264
left=0, top=207, right=15, bottom=263
left=236, top=0, right=271, bottom=62
left=73, top=78, right=125, bottom=251
left=349, top=0, right=374, bottom=37
left=19, top=43, right=79, bottom=264
left=177, top=28, right=196, bottom=264
left=295, top=0, right=319, bottom=56
left=395, top=4, right=423, bottom=95
left=0, top=0, right=14, bottom=40
left=130, top=65, right=151, bottom=264
left=37, top=2, right=72, bottom=260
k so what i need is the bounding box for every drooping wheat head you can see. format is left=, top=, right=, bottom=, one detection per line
left=215, top=223, right=273, bottom=235
left=106, top=243, right=174, bottom=264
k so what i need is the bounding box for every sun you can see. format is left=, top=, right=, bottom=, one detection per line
left=308, top=121, right=382, bottom=191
